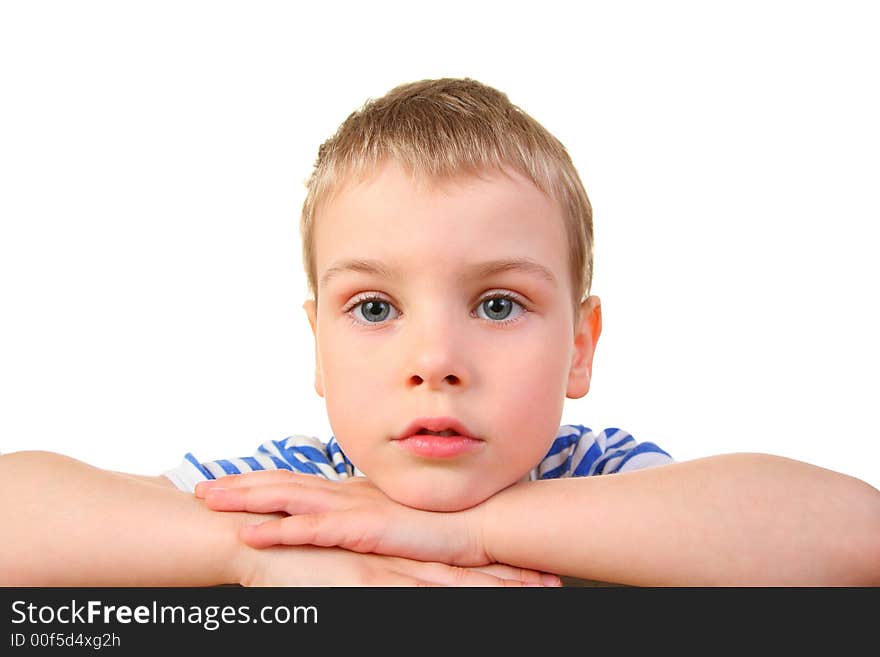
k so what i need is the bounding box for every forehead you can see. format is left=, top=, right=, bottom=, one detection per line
left=314, top=161, right=569, bottom=291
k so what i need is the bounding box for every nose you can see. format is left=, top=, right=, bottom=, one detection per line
left=405, top=307, right=467, bottom=390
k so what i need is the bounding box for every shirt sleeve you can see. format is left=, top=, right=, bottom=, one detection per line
left=162, top=434, right=354, bottom=492
left=531, top=425, right=674, bottom=479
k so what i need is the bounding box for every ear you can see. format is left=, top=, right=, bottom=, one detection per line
left=302, top=299, right=325, bottom=398
left=566, top=295, right=602, bottom=399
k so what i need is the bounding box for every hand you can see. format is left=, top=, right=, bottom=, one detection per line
left=241, top=544, right=559, bottom=587
left=196, top=471, right=498, bottom=570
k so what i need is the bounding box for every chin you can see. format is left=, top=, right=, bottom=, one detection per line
left=387, top=486, right=492, bottom=512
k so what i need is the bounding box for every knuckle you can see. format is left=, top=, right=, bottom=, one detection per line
left=450, top=565, right=471, bottom=585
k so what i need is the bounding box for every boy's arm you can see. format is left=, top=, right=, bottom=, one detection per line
left=202, top=453, right=880, bottom=585
left=113, top=471, right=178, bottom=487
left=0, top=450, right=255, bottom=585
left=0, top=451, right=553, bottom=587
left=478, top=453, right=880, bottom=585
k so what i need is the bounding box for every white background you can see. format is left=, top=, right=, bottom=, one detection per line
left=1, top=1, right=877, bottom=489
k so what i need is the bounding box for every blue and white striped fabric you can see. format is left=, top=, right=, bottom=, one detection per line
left=162, top=424, right=674, bottom=492
left=527, top=425, right=672, bottom=480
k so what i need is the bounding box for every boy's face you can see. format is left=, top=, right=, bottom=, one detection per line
left=304, top=160, right=601, bottom=511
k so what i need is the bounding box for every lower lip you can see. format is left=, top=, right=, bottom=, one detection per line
left=394, top=434, right=484, bottom=459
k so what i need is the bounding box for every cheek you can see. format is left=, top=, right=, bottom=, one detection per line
left=317, top=329, right=390, bottom=457
left=322, top=358, right=375, bottom=427
left=487, top=333, right=571, bottom=465
left=318, top=323, right=382, bottom=392
left=498, top=327, right=570, bottom=408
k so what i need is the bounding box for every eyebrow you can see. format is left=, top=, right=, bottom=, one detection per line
left=319, top=257, right=558, bottom=289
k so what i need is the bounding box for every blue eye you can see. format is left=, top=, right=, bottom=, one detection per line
left=356, top=299, right=395, bottom=323
left=478, top=296, right=515, bottom=321
left=346, top=292, right=527, bottom=326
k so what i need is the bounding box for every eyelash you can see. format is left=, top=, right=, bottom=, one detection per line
left=343, top=291, right=530, bottom=328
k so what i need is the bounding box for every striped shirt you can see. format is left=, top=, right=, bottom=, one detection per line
left=163, top=425, right=673, bottom=492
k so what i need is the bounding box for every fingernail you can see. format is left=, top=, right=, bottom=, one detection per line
left=195, top=481, right=217, bottom=495
left=542, top=574, right=561, bottom=587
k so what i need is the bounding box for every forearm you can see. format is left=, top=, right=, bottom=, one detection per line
left=480, top=453, right=880, bottom=585
left=0, top=451, right=274, bottom=586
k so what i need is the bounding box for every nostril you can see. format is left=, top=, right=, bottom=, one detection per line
left=409, top=374, right=460, bottom=385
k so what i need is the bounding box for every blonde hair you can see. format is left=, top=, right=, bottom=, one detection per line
left=300, top=77, right=593, bottom=331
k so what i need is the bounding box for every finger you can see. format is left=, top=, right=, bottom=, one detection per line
left=376, top=576, right=442, bottom=588
left=355, top=556, right=521, bottom=588
left=204, top=483, right=345, bottom=515
left=358, top=566, right=443, bottom=588
left=195, top=470, right=330, bottom=498
left=470, top=564, right=562, bottom=587
left=403, top=560, right=531, bottom=587
left=240, top=512, right=380, bottom=552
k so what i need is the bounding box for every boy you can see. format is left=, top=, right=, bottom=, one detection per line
left=2, top=78, right=879, bottom=586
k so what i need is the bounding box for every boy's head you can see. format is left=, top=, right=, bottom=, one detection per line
left=299, top=78, right=602, bottom=511
left=301, top=78, right=594, bottom=331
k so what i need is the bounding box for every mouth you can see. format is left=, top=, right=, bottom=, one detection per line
left=393, top=416, right=484, bottom=459
left=395, top=416, right=479, bottom=441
